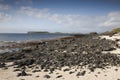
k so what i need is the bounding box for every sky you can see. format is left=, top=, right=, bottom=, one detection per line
left=0, top=0, right=120, bottom=33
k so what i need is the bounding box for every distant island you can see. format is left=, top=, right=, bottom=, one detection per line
left=27, top=31, right=99, bottom=36
left=27, top=31, right=72, bottom=34
left=27, top=31, right=49, bottom=34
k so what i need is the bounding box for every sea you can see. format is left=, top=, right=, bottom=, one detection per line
left=0, top=33, right=70, bottom=42
left=0, top=33, right=70, bottom=53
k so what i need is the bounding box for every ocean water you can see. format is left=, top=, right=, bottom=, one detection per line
left=0, top=33, right=70, bottom=42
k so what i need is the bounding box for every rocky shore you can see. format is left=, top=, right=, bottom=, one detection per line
left=0, top=34, right=120, bottom=80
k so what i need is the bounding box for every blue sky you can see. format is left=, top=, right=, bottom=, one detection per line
left=0, top=0, right=120, bottom=33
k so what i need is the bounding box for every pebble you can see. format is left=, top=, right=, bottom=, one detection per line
left=44, top=75, right=51, bottom=79
left=56, top=75, right=63, bottom=78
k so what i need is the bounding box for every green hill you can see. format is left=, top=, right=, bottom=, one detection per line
left=101, top=27, right=120, bottom=35
left=111, top=28, right=120, bottom=33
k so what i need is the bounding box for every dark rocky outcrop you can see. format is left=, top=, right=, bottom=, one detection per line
left=56, top=75, right=63, bottom=78
left=17, top=70, right=31, bottom=77
left=0, top=62, right=5, bottom=68
left=76, top=71, right=86, bottom=77
left=44, top=75, right=51, bottom=79
left=14, top=58, right=35, bottom=67
left=0, top=35, right=120, bottom=73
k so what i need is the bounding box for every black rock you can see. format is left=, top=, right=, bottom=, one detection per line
left=115, top=69, right=118, bottom=71
left=14, top=58, right=35, bottom=67
left=95, top=75, right=98, bottom=77
left=0, top=62, right=5, bottom=68
left=44, top=69, right=48, bottom=72
left=36, top=75, right=40, bottom=78
left=104, top=47, right=116, bottom=51
left=49, top=67, right=55, bottom=73
left=17, top=70, right=31, bottom=77
left=63, top=68, right=70, bottom=72
left=89, top=67, right=95, bottom=72
left=56, top=75, right=63, bottom=78
left=44, top=75, right=51, bottom=79
left=3, top=67, right=8, bottom=70
left=69, top=71, right=74, bottom=74
left=32, top=70, right=41, bottom=73
left=97, top=72, right=100, bottom=74
left=20, top=79, right=25, bottom=80
left=89, top=32, right=98, bottom=35
left=14, top=69, right=21, bottom=72
left=115, top=39, right=120, bottom=42
left=76, top=71, right=86, bottom=77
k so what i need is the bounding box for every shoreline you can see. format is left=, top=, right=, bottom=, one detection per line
left=0, top=35, right=73, bottom=54
left=0, top=33, right=71, bottom=43
left=0, top=34, right=120, bottom=80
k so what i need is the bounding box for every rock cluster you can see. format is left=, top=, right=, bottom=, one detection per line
left=0, top=62, right=5, bottom=68
left=0, top=35, right=120, bottom=73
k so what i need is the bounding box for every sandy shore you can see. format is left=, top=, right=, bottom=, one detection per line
left=1, top=34, right=120, bottom=80
left=0, top=63, right=120, bottom=80
left=101, top=34, right=120, bottom=55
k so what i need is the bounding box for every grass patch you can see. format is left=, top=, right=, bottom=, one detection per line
left=101, top=27, right=120, bottom=35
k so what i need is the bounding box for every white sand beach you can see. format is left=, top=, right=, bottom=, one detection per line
left=100, top=33, right=120, bottom=55
left=0, top=63, right=120, bottom=80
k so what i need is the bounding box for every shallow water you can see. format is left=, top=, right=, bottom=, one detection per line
left=0, top=33, right=70, bottom=41
left=0, top=33, right=70, bottom=53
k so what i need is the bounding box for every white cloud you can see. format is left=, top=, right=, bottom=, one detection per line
left=0, top=12, right=11, bottom=22
left=20, top=7, right=50, bottom=18
left=102, top=12, right=120, bottom=27
left=0, top=4, right=10, bottom=10
left=19, top=6, right=120, bottom=32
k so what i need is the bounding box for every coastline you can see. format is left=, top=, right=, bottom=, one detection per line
left=0, top=35, right=73, bottom=54
left=0, top=34, right=120, bottom=80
